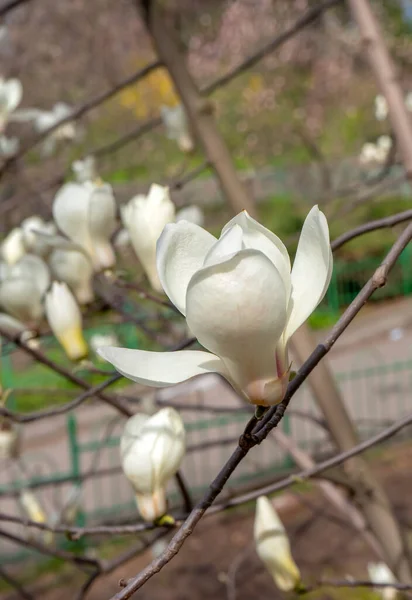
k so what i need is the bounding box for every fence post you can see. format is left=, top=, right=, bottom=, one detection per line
left=66, top=414, right=86, bottom=531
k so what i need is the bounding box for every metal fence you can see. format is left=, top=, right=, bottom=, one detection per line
left=2, top=355, right=412, bottom=565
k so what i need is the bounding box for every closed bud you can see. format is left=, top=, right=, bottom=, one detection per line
left=1, top=228, right=26, bottom=265
left=121, top=184, right=175, bottom=292
left=120, top=408, right=185, bottom=521
left=45, top=282, right=88, bottom=360
left=254, top=496, right=301, bottom=592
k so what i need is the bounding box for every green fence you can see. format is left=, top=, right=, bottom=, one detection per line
left=2, top=356, right=412, bottom=565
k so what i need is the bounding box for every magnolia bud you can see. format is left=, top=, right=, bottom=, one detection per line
left=0, top=419, right=20, bottom=460
left=120, top=408, right=186, bottom=521
left=254, top=496, right=301, bottom=592
left=121, top=184, right=175, bottom=292
left=45, top=282, right=88, bottom=360
left=1, top=228, right=26, bottom=265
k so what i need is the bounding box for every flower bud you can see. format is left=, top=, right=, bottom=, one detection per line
left=49, top=248, right=94, bottom=305
left=1, top=228, right=26, bottom=265
left=45, top=282, right=88, bottom=360
left=120, top=407, right=185, bottom=521
left=254, top=496, right=301, bottom=592
left=121, top=184, right=175, bottom=291
left=161, top=104, right=195, bottom=153
left=0, top=419, right=20, bottom=460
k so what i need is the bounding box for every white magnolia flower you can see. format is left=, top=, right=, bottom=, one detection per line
left=374, top=94, right=388, bottom=121
left=0, top=255, right=50, bottom=325
left=161, top=104, right=194, bottom=153
left=49, top=248, right=94, bottom=305
left=53, top=181, right=117, bottom=271
left=120, top=408, right=186, bottom=521
left=72, top=155, right=97, bottom=184
left=176, top=205, right=204, bottom=227
left=90, top=333, right=119, bottom=354
left=19, top=489, right=53, bottom=545
left=1, top=227, right=26, bottom=265
left=0, top=419, right=20, bottom=460
left=0, top=134, right=19, bottom=157
left=368, top=562, right=398, bottom=600
left=35, top=102, right=76, bottom=155
left=0, top=77, right=22, bottom=132
left=376, top=135, right=392, bottom=161
left=21, top=216, right=57, bottom=257
left=121, top=184, right=175, bottom=291
left=254, top=496, right=301, bottom=592
left=45, top=282, right=88, bottom=360
left=100, top=207, right=332, bottom=407
left=113, top=228, right=131, bottom=250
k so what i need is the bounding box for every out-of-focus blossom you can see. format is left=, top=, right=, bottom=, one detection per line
left=0, top=255, right=50, bottom=325
left=374, top=94, right=388, bottom=121
left=121, top=184, right=175, bottom=291
left=53, top=181, right=117, bottom=271
left=100, top=207, right=332, bottom=407
left=0, top=134, right=19, bottom=157
left=0, top=419, right=20, bottom=460
left=1, top=228, right=26, bottom=265
left=368, top=562, right=398, bottom=600
left=176, top=205, right=204, bottom=227
left=45, top=282, right=88, bottom=360
left=120, top=408, right=186, bottom=521
left=19, top=489, right=53, bottom=545
left=72, top=156, right=97, bottom=183
left=49, top=248, right=94, bottom=305
left=90, top=332, right=119, bottom=354
left=0, top=77, right=22, bottom=132
left=359, top=136, right=392, bottom=165
left=113, top=228, right=131, bottom=250
left=21, top=216, right=57, bottom=257
left=254, top=495, right=301, bottom=592
left=161, top=104, right=195, bottom=153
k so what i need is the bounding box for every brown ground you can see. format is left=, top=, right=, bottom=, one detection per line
left=5, top=440, right=412, bottom=600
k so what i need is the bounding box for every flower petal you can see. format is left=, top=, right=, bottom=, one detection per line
left=88, top=183, right=117, bottom=239
left=3, top=79, right=22, bottom=113
left=203, top=224, right=243, bottom=267
left=156, top=221, right=216, bottom=315
left=98, top=346, right=228, bottom=387
left=284, top=206, right=332, bottom=341
left=53, top=183, right=93, bottom=254
left=221, top=211, right=291, bottom=295
left=186, top=249, right=287, bottom=404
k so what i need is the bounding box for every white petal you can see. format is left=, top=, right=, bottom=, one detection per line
left=11, top=255, right=50, bottom=295
left=203, top=224, right=243, bottom=267
left=221, top=211, right=291, bottom=295
left=88, top=183, right=117, bottom=239
left=284, top=206, right=332, bottom=341
left=186, top=249, right=287, bottom=405
left=156, top=221, right=216, bottom=315
left=53, top=183, right=94, bottom=255
left=98, top=346, right=228, bottom=387
left=3, top=79, right=22, bottom=113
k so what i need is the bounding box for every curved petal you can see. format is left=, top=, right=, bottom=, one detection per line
left=98, top=346, right=228, bottom=387
left=88, top=183, right=117, bottom=239
left=186, top=249, right=287, bottom=405
left=284, top=206, right=332, bottom=341
left=221, top=211, right=291, bottom=295
left=203, top=224, right=243, bottom=267
left=53, top=183, right=93, bottom=255
left=11, top=255, right=50, bottom=295
left=3, top=79, right=22, bottom=113
left=156, top=221, right=216, bottom=315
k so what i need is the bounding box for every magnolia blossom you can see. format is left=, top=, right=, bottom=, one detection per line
left=0, top=77, right=22, bottom=132
left=374, top=94, right=388, bottom=121
left=368, top=563, right=398, bottom=600
left=53, top=181, right=117, bottom=271
left=0, top=134, right=19, bottom=157
left=176, top=204, right=204, bottom=227
left=72, top=155, right=97, bottom=183
left=120, top=408, right=186, bottom=521
left=49, top=248, right=94, bottom=304
left=0, top=255, right=50, bottom=325
left=0, top=419, right=20, bottom=460
left=254, top=496, right=301, bottom=592
left=1, top=227, right=26, bottom=265
left=359, top=136, right=392, bottom=165
left=19, top=489, right=53, bottom=545
left=161, top=104, right=195, bottom=153
left=100, top=207, right=332, bottom=407
left=21, top=216, right=57, bottom=256
left=121, top=184, right=175, bottom=291
left=34, top=102, right=76, bottom=156
left=45, top=282, right=88, bottom=360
